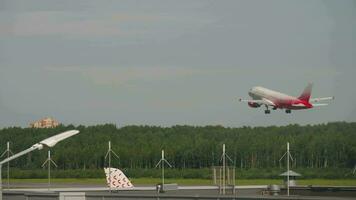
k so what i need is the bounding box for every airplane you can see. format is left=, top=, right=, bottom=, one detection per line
left=239, top=83, right=334, bottom=114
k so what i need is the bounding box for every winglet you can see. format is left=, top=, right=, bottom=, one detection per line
left=298, top=83, right=313, bottom=102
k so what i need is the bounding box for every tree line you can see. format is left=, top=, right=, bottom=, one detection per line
left=0, top=122, right=355, bottom=178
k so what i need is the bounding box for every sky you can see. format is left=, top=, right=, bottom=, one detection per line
left=0, top=0, right=355, bottom=128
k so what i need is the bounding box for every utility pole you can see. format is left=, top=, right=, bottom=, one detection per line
left=104, top=141, right=119, bottom=192
left=41, top=150, right=57, bottom=190
left=279, top=142, right=293, bottom=196
left=223, top=144, right=225, bottom=194
left=219, top=144, right=233, bottom=195
left=155, top=150, right=172, bottom=191
left=0, top=142, right=13, bottom=189
left=0, top=164, right=2, bottom=200
left=287, top=143, right=290, bottom=196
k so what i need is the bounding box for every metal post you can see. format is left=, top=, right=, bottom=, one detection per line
left=213, top=168, right=216, bottom=185
left=109, top=141, right=111, bottom=192
left=1, top=142, right=13, bottom=189
left=41, top=150, right=57, bottom=190
left=0, top=164, right=2, bottom=200
left=219, top=144, right=234, bottom=195
left=233, top=167, right=236, bottom=194
left=155, top=149, right=172, bottom=192
left=162, top=150, right=164, bottom=189
left=227, top=167, right=230, bottom=185
left=287, top=142, right=290, bottom=196
left=104, top=141, right=120, bottom=192
left=222, top=144, right=225, bottom=195
left=279, top=142, right=294, bottom=197
left=219, top=167, right=222, bottom=194
left=6, top=143, right=9, bottom=189
left=48, top=151, right=51, bottom=189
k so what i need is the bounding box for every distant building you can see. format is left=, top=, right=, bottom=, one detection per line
left=30, top=117, right=60, bottom=128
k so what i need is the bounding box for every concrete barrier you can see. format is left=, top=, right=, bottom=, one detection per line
left=59, top=192, right=86, bottom=200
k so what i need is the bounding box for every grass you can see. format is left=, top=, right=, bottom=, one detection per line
left=8, top=178, right=356, bottom=186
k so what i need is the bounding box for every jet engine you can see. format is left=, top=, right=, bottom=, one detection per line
left=248, top=102, right=261, bottom=108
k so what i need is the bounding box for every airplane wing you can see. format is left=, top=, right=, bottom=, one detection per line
left=309, top=97, right=334, bottom=103
left=238, top=98, right=276, bottom=106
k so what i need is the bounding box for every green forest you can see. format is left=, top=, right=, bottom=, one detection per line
left=0, top=122, right=355, bottom=179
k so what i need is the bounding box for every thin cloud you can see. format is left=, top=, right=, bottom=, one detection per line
left=43, top=66, right=245, bottom=87
left=7, top=12, right=122, bottom=37
left=111, top=13, right=162, bottom=22
left=45, top=66, right=199, bottom=86
left=0, top=11, right=165, bottom=37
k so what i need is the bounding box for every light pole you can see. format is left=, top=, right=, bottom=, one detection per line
left=155, top=150, right=172, bottom=191
left=104, top=141, right=119, bottom=192
left=0, top=142, right=13, bottom=189
left=41, top=150, right=57, bottom=190
left=279, top=142, right=293, bottom=196
left=219, top=144, right=233, bottom=195
left=0, top=130, right=79, bottom=200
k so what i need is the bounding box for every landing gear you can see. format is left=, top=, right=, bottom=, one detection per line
left=285, top=109, right=291, bottom=114
left=264, top=105, right=271, bottom=114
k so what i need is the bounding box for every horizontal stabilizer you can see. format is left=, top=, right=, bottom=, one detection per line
left=310, top=96, right=334, bottom=102
left=312, top=103, right=329, bottom=107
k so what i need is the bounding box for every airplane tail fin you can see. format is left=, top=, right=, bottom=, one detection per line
left=298, top=82, right=313, bottom=102
left=104, top=167, right=134, bottom=189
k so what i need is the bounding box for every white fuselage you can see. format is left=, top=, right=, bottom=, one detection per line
left=248, top=86, right=297, bottom=102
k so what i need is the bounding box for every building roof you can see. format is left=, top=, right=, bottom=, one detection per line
left=279, top=170, right=301, bottom=177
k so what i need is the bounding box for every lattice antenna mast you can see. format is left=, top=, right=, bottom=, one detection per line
left=104, top=141, right=120, bottom=192
left=279, top=142, right=294, bottom=196
left=155, top=150, right=172, bottom=190
left=219, top=144, right=234, bottom=195
left=0, top=142, right=14, bottom=189
left=41, top=150, right=57, bottom=190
